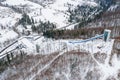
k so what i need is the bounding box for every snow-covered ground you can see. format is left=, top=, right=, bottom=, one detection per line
left=0, top=0, right=118, bottom=79
left=0, top=6, right=21, bottom=28
left=27, top=37, right=120, bottom=80
left=0, top=30, right=18, bottom=43
left=1, top=0, right=98, bottom=29
left=0, top=34, right=114, bottom=57
left=32, top=37, right=116, bottom=80
left=0, top=36, right=118, bottom=80
left=34, top=37, right=114, bottom=55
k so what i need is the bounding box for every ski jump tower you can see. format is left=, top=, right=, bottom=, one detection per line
left=103, top=29, right=111, bottom=42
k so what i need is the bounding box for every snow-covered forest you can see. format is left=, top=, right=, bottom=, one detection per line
left=0, top=0, right=120, bottom=80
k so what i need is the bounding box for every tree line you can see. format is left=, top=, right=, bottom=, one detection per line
left=31, top=21, right=56, bottom=34
left=43, top=27, right=113, bottom=39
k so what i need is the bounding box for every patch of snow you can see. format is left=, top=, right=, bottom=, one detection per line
left=2, top=0, right=43, bottom=8
left=108, top=5, right=119, bottom=11
left=0, top=6, right=21, bottom=28
left=0, top=30, right=18, bottom=43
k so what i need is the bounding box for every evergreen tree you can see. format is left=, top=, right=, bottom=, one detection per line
left=31, top=25, right=37, bottom=32
left=36, top=44, right=40, bottom=53
left=31, top=18, right=34, bottom=24
left=18, top=13, right=32, bottom=25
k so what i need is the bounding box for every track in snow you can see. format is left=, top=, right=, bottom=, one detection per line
left=28, top=48, right=67, bottom=80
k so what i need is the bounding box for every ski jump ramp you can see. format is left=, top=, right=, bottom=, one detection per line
left=69, top=34, right=104, bottom=44
left=69, top=29, right=111, bottom=44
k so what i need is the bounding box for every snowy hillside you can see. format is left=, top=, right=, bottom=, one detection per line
left=0, top=0, right=112, bottom=29
left=0, top=37, right=118, bottom=80
left=78, top=0, right=120, bottom=41
left=0, top=0, right=119, bottom=80
left=0, top=6, right=21, bottom=28
left=0, top=0, right=113, bottom=45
